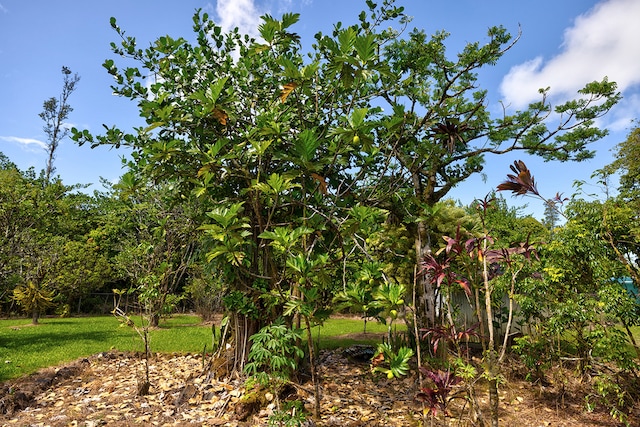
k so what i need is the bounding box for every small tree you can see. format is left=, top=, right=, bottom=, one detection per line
left=112, top=175, right=200, bottom=327
left=49, top=239, right=112, bottom=314
left=13, top=281, right=55, bottom=324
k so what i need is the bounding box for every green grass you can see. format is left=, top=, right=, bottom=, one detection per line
left=311, top=317, right=407, bottom=349
left=0, top=315, right=210, bottom=382
left=0, top=315, right=393, bottom=382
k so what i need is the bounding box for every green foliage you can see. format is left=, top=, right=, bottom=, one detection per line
left=512, top=334, right=553, bottom=382
left=602, top=122, right=640, bottom=201
left=183, top=274, right=223, bottom=321
left=371, top=342, right=414, bottom=379
left=372, top=282, right=405, bottom=323
left=267, top=400, right=308, bottom=427
left=12, top=281, right=55, bottom=323
left=245, top=318, right=305, bottom=385
left=109, top=180, right=200, bottom=327
left=49, top=239, right=112, bottom=310
left=0, top=159, right=109, bottom=314
left=586, top=373, right=636, bottom=426
left=333, top=282, right=382, bottom=332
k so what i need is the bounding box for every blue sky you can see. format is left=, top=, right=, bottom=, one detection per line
left=1, top=0, right=639, bottom=218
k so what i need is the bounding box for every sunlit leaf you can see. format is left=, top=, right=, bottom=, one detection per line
left=212, top=108, right=228, bottom=125
left=279, top=82, right=299, bottom=103
left=311, top=173, right=327, bottom=195
left=497, top=160, right=539, bottom=196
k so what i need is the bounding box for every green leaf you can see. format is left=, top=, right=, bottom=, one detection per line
left=281, top=12, right=300, bottom=30
left=293, top=129, right=321, bottom=163
left=354, top=33, right=377, bottom=64
left=337, top=27, right=357, bottom=54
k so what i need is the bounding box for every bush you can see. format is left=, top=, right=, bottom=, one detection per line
left=184, top=277, right=223, bottom=321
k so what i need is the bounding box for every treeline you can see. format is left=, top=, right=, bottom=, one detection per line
left=0, top=154, right=222, bottom=322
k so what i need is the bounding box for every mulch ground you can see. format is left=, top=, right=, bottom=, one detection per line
left=0, top=346, right=636, bottom=426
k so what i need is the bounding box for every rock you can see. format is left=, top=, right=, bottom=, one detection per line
left=342, top=345, right=376, bottom=362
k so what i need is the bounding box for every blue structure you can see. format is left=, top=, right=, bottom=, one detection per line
left=618, top=277, right=639, bottom=303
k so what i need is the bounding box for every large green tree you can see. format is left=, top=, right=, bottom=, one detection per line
left=73, top=1, right=619, bottom=362
left=365, top=23, right=618, bottom=330
left=599, top=123, right=640, bottom=285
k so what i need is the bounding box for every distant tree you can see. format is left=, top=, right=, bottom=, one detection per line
left=542, top=199, right=560, bottom=230
left=0, top=165, right=37, bottom=303
left=602, top=122, right=640, bottom=201
left=0, top=151, right=109, bottom=317
left=49, top=239, right=112, bottom=314
left=110, top=173, right=201, bottom=327
left=39, top=66, right=80, bottom=182
left=13, top=281, right=55, bottom=324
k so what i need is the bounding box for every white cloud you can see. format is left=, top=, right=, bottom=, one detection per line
left=607, top=92, right=640, bottom=132
left=500, top=0, right=640, bottom=110
left=204, top=0, right=310, bottom=40
left=0, top=136, right=46, bottom=151
left=213, top=0, right=263, bottom=37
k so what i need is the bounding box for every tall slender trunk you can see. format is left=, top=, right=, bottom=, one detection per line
left=304, top=315, right=321, bottom=419
left=415, top=219, right=437, bottom=330
left=412, top=169, right=439, bottom=333
left=482, top=237, right=499, bottom=427
left=231, top=312, right=259, bottom=374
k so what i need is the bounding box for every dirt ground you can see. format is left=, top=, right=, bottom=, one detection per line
left=0, top=342, right=637, bottom=426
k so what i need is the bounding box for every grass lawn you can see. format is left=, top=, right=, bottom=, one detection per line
left=0, top=315, right=209, bottom=382
left=0, top=314, right=395, bottom=382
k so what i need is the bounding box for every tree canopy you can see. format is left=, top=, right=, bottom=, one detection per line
left=72, top=1, right=619, bottom=339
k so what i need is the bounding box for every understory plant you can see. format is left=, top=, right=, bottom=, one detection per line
left=371, top=342, right=414, bottom=379
left=416, top=366, right=462, bottom=419
left=112, top=288, right=152, bottom=396
left=244, top=318, right=308, bottom=425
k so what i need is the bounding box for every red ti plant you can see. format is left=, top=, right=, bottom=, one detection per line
left=419, top=188, right=542, bottom=426
left=416, top=367, right=462, bottom=417
left=421, top=224, right=474, bottom=298
left=421, top=323, right=480, bottom=357
left=496, top=160, right=540, bottom=197
left=420, top=225, right=478, bottom=356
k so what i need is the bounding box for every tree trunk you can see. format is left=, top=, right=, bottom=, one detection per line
left=414, top=219, right=437, bottom=330
left=231, top=312, right=260, bottom=374
left=32, top=310, right=39, bottom=325
left=482, top=238, right=499, bottom=427
left=304, top=315, right=321, bottom=419
left=149, top=313, right=160, bottom=328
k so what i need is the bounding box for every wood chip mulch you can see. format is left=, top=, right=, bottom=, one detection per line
left=0, top=348, right=635, bottom=426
